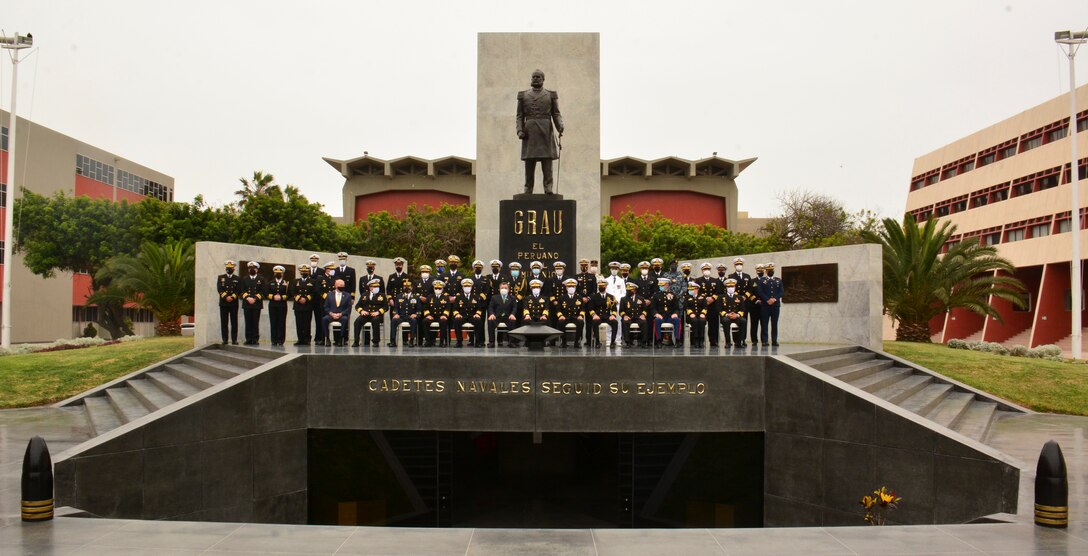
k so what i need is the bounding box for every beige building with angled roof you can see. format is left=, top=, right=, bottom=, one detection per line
left=903, top=84, right=1088, bottom=349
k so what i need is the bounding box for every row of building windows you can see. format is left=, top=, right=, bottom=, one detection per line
left=71, top=306, right=155, bottom=324
left=75, top=154, right=173, bottom=202
left=1, top=126, right=7, bottom=151
left=910, top=110, right=1088, bottom=191
left=943, top=211, right=1081, bottom=253
left=909, top=159, right=1088, bottom=222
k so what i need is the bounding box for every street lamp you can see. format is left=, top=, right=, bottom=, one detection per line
left=0, top=31, right=32, bottom=349
left=1056, top=29, right=1087, bottom=360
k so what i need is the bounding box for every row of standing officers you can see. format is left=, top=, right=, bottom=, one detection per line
left=216, top=254, right=784, bottom=348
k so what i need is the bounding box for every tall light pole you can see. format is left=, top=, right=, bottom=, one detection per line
left=0, top=32, right=32, bottom=349
left=1056, top=29, right=1087, bottom=360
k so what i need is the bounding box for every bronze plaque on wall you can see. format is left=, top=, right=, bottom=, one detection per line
left=782, top=263, right=837, bottom=303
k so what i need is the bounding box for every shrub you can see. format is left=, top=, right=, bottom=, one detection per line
left=1029, top=344, right=1063, bottom=360
left=0, top=335, right=142, bottom=357
left=82, top=323, right=98, bottom=338
left=1009, top=345, right=1029, bottom=357
left=947, top=339, right=967, bottom=350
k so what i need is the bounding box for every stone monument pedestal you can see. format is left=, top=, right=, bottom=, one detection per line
left=499, top=196, right=577, bottom=272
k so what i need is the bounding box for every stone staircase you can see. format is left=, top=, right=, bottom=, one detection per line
left=787, top=347, right=1023, bottom=443
left=998, top=328, right=1032, bottom=349
left=1052, top=327, right=1088, bottom=358
left=65, top=345, right=284, bottom=437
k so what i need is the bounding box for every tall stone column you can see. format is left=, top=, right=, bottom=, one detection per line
left=475, top=32, right=601, bottom=264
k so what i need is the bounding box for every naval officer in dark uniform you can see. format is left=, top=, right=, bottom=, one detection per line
left=217, top=260, right=241, bottom=345
left=516, top=69, right=564, bottom=194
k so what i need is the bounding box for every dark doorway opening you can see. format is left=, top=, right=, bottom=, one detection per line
left=308, top=431, right=763, bottom=528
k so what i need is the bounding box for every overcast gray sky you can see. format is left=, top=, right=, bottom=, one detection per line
left=4, top=0, right=1087, bottom=220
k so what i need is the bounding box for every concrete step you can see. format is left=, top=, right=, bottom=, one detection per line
left=900, top=383, right=954, bottom=416
left=872, top=374, right=933, bottom=404
left=105, top=387, right=150, bottom=424
left=788, top=346, right=859, bottom=362
left=926, top=392, right=975, bottom=428
left=201, top=349, right=275, bottom=369
left=1000, top=329, right=1032, bottom=350
left=803, top=352, right=876, bottom=372
left=127, top=378, right=179, bottom=410
left=953, top=402, right=998, bottom=442
left=83, top=396, right=123, bottom=437
left=849, top=367, right=914, bottom=393
left=826, top=359, right=894, bottom=382
left=222, top=343, right=282, bottom=359
left=165, top=363, right=224, bottom=390
left=146, top=370, right=202, bottom=399
left=182, top=355, right=247, bottom=379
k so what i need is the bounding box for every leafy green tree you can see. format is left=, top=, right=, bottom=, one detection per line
left=601, top=211, right=776, bottom=264
left=344, top=203, right=476, bottom=270
left=233, top=185, right=340, bottom=251
left=862, top=215, right=1025, bottom=342
left=91, top=241, right=196, bottom=336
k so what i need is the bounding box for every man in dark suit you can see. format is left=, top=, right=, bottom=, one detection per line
left=487, top=281, right=519, bottom=347
left=322, top=279, right=352, bottom=346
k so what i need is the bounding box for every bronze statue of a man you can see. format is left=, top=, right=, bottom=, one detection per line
left=516, top=69, right=564, bottom=194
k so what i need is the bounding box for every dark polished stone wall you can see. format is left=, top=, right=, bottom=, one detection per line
left=53, top=353, right=1018, bottom=527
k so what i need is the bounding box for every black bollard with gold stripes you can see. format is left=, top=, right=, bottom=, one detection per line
left=21, top=435, right=54, bottom=522
left=1034, top=439, right=1068, bottom=528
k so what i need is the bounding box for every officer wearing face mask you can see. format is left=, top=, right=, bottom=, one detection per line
left=620, top=282, right=649, bottom=347
left=488, top=281, right=519, bottom=348
left=485, top=260, right=506, bottom=298
left=353, top=278, right=387, bottom=347
left=554, top=277, right=585, bottom=348
left=683, top=281, right=709, bottom=348
left=547, top=261, right=567, bottom=299
left=240, top=261, right=266, bottom=345
left=451, top=278, right=483, bottom=348
left=422, top=280, right=450, bottom=347
left=575, top=258, right=596, bottom=303
left=446, top=255, right=464, bottom=285
left=650, top=257, right=666, bottom=283
left=415, top=265, right=436, bottom=304
left=388, top=279, right=419, bottom=348
left=634, top=261, right=655, bottom=298
left=587, top=276, right=618, bottom=348
left=387, top=257, right=409, bottom=301
left=750, top=264, right=766, bottom=346
left=523, top=278, right=550, bottom=327
left=528, top=260, right=545, bottom=286
left=289, top=264, right=317, bottom=346
left=508, top=262, right=528, bottom=306
left=335, top=252, right=357, bottom=300
left=721, top=277, right=748, bottom=348
left=217, top=260, right=242, bottom=345
left=757, top=262, right=784, bottom=346
left=359, top=260, right=384, bottom=297
left=727, top=257, right=754, bottom=346
left=651, top=277, right=681, bottom=348
left=267, top=265, right=290, bottom=346
left=695, top=262, right=722, bottom=347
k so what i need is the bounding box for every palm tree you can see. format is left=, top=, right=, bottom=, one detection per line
left=863, top=215, right=1026, bottom=342
left=93, top=240, right=196, bottom=336
left=234, top=171, right=276, bottom=206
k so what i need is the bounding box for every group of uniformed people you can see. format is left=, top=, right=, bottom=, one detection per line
left=216, top=253, right=784, bottom=349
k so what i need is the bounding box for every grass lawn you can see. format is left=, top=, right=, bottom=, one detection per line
left=883, top=341, right=1088, bottom=416
left=0, top=337, right=194, bottom=409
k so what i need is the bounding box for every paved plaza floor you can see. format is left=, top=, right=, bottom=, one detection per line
left=1, top=352, right=1086, bottom=554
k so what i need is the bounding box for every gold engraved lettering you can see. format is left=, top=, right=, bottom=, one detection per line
left=555, top=210, right=563, bottom=234
left=514, top=211, right=523, bottom=235
left=368, top=379, right=378, bottom=391
left=541, top=210, right=551, bottom=235
left=527, top=210, right=537, bottom=235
